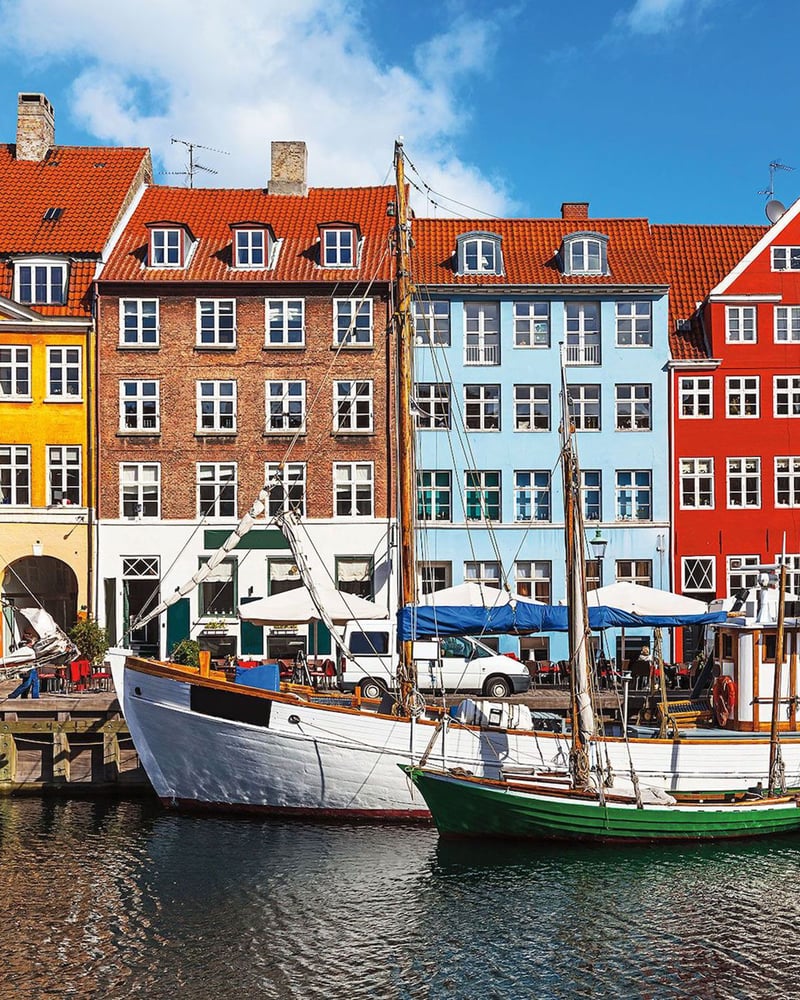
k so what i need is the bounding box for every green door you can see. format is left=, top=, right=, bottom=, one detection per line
left=166, top=599, right=191, bottom=656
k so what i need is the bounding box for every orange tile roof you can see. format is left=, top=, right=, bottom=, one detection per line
left=410, top=217, right=668, bottom=287
left=653, top=224, right=765, bottom=360
left=101, top=185, right=397, bottom=284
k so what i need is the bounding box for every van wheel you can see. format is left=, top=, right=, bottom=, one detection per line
left=483, top=675, right=511, bottom=698
left=360, top=678, right=385, bottom=700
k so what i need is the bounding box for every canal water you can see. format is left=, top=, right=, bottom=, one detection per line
left=1, top=797, right=799, bottom=1000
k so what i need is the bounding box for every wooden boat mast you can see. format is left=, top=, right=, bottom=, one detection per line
left=768, top=560, right=788, bottom=793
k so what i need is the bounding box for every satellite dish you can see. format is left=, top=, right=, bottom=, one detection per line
left=766, top=199, right=787, bottom=224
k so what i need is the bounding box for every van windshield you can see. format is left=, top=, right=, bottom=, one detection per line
left=349, top=631, right=390, bottom=656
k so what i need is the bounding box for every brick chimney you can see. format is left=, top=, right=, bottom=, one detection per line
left=561, top=202, right=589, bottom=220
left=16, top=93, right=55, bottom=162
left=268, top=141, right=307, bottom=196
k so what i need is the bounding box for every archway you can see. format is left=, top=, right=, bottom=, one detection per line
left=2, top=556, right=79, bottom=632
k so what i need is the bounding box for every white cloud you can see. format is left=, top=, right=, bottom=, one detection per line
left=0, top=0, right=513, bottom=215
left=616, top=0, right=717, bottom=35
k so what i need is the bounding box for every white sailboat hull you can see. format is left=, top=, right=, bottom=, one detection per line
left=119, top=658, right=800, bottom=818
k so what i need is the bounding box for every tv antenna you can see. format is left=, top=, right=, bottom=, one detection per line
left=759, top=160, right=794, bottom=201
left=166, top=137, right=229, bottom=188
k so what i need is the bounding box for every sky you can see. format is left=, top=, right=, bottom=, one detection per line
left=0, top=0, right=798, bottom=224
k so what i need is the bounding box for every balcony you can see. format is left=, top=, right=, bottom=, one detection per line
left=565, top=341, right=600, bottom=365
left=464, top=343, right=500, bottom=365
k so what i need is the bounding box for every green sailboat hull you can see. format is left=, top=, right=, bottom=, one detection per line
left=404, top=767, right=800, bottom=843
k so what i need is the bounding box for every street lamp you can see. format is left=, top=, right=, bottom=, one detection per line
left=589, top=529, right=608, bottom=587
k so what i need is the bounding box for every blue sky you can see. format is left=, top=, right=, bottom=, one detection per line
left=0, top=0, right=797, bottom=223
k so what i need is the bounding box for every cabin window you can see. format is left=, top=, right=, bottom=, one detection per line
left=514, top=384, right=550, bottom=431
left=763, top=634, right=777, bottom=661
left=264, top=462, right=306, bottom=517
left=726, top=376, right=759, bottom=418
left=722, top=633, right=733, bottom=659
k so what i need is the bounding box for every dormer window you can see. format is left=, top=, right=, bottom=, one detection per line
left=14, top=258, right=68, bottom=305
left=231, top=223, right=275, bottom=269
left=319, top=224, right=360, bottom=267
left=147, top=222, right=194, bottom=268
left=456, top=232, right=503, bottom=276
left=561, top=232, right=609, bottom=276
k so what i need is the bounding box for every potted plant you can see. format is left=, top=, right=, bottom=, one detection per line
left=68, top=615, right=111, bottom=666
left=170, top=638, right=200, bottom=667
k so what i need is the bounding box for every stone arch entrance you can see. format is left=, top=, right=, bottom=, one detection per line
left=2, top=556, right=78, bottom=632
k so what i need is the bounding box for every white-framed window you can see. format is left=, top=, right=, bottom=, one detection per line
left=120, top=463, right=160, bottom=518
left=196, top=380, right=236, bottom=433
left=680, top=458, right=714, bottom=509
left=47, top=445, right=81, bottom=505
left=322, top=227, right=356, bottom=267
left=565, top=302, right=601, bottom=364
left=616, top=301, right=652, bottom=347
left=616, top=470, right=652, bottom=521
left=120, top=299, right=159, bottom=347
left=513, top=302, right=549, bottom=347
left=414, top=383, right=450, bottom=429
left=0, top=445, right=30, bottom=505
left=568, top=384, right=601, bottom=430
left=15, top=259, right=67, bottom=304
left=464, top=302, right=500, bottom=365
left=582, top=470, right=602, bottom=521
left=774, top=305, right=800, bottom=342
left=771, top=247, right=800, bottom=271
left=266, top=299, right=304, bottom=346
left=727, top=457, right=760, bottom=509
left=514, top=470, right=551, bottom=522
left=0, top=347, right=31, bottom=399
left=726, top=376, right=759, bottom=417
left=197, top=299, right=236, bottom=348
left=120, top=380, right=160, bottom=433
left=266, top=380, right=305, bottom=433
left=412, top=300, right=450, bottom=346
left=682, top=556, right=715, bottom=596
left=774, top=375, right=800, bottom=417
left=679, top=376, right=713, bottom=418
left=561, top=233, right=608, bottom=275
left=464, top=384, right=501, bottom=431
left=333, top=462, right=374, bottom=517
left=776, top=456, right=800, bottom=507
left=725, top=305, right=756, bottom=343
left=334, top=299, right=372, bottom=346
left=615, top=383, right=651, bottom=430
left=150, top=228, right=183, bottom=267
left=334, top=380, right=373, bottom=433
left=46, top=346, right=81, bottom=399
left=465, top=470, right=501, bottom=521
left=464, top=560, right=502, bottom=587
left=776, top=553, right=800, bottom=598
left=234, top=229, right=266, bottom=268
left=727, top=555, right=760, bottom=594
left=335, top=556, right=374, bottom=600
left=417, top=471, right=452, bottom=522
left=514, top=561, right=551, bottom=603
left=616, top=560, right=653, bottom=586
left=197, top=463, right=237, bottom=518
left=514, top=384, right=550, bottom=431
left=419, top=562, right=452, bottom=595
left=457, top=232, right=503, bottom=275
left=265, top=462, right=306, bottom=517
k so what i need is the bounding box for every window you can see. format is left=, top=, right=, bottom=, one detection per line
left=197, top=463, right=237, bottom=518
left=679, top=376, right=712, bottom=418
left=0, top=446, right=30, bottom=504
left=464, top=560, right=501, bottom=587
left=581, top=470, right=602, bottom=521
left=464, top=302, right=500, bottom=365
left=772, top=247, right=800, bottom=270
left=417, top=471, right=452, bottom=521
left=267, top=558, right=303, bottom=596
left=150, top=228, right=183, bottom=266
left=774, top=376, right=800, bottom=416
left=464, top=384, right=500, bottom=431
left=616, top=301, right=652, bottom=347
left=197, top=300, right=236, bottom=347
left=561, top=233, right=608, bottom=275
left=266, top=381, right=305, bottom=433
left=120, top=299, right=159, bottom=347
left=198, top=557, right=237, bottom=617
left=334, top=463, right=374, bottom=517
left=46, top=446, right=81, bottom=505
left=682, top=556, right=715, bottom=596
left=616, top=560, right=653, bottom=586
left=0, top=347, right=30, bottom=398
left=323, top=228, right=356, bottom=267
left=334, top=299, right=372, bottom=346
left=726, top=376, right=759, bottom=417
left=120, top=380, right=159, bottom=433
left=266, top=299, right=304, bottom=346
left=465, top=470, right=500, bottom=521
left=727, top=457, right=760, bottom=508
left=413, top=300, right=450, bottom=346
left=514, top=471, right=551, bottom=522
left=515, top=561, right=551, bottom=603
left=16, top=260, right=67, bottom=304
left=265, top=462, right=306, bottom=517
left=680, top=458, right=714, bottom=508
left=568, top=384, right=601, bottom=430
left=615, top=384, right=651, bottom=430
left=775, top=554, right=800, bottom=598
left=234, top=229, right=266, bottom=268
left=197, top=381, right=236, bottom=433
left=727, top=555, right=760, bottom=594
left=420, top=562, right=452, bottom=595
left=725, top=305, right=756, bottom=343
left=120, top=463, right=160, bottom=518
left=513, top=302, right=549, bottom=347
left=514, top=385, right=550, bottom=431
left=616, top=470, right=652, bottom=521
left=414, top=383, right=450, bottom=429
left=47, top=346, right=81, bottom=399
left=565, top=302, right=600, bottom=364
left=335, top=557, right=374, bottom=600
left=775, top=306, right=800, bottom=343
left=776, top=457, right=800, bottom=507
left=334, top=380, right=373, bottom=433
left=457, top=232, right=503, bottom=275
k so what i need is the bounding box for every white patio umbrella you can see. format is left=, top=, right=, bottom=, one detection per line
left=586, top=582, right=708, bottom=615
left=421, top=582, right=510, bottom=607
left=238, top=586, right=388, bottom=625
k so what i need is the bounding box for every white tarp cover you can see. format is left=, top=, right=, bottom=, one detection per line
left=421, top=582, right=544, bottom=607
left=586, top=582, right=708, bottom=615
left=238, top=586, right=388, bottom=625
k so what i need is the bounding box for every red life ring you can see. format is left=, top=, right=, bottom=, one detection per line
left=713, top=675, right=736, bottom=727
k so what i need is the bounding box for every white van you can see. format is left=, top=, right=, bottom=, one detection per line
left=339, top=621, right=531, bottom=700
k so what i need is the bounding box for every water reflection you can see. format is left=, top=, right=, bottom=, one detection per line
left=0, top=799, right=799, bottom=999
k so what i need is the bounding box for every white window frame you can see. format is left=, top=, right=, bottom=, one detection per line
left=266, top=298, right=304, bottom=347
left=776, top=456, right=800, bottom=507
left=464, top=302, right=500, bottom=365
left=726, top=376, right=759, bottom=418
left=334, top=299, right=373, bottom=346
left=14, top=258, right=68, bottom=305
left=464, top=470, right=501, bottom=521
left=679, top=376, right=713, bottom=418
left=562, top=233, right=608, bottom=276
left=0, top=445, right=30, bottom=505
left=568, top=384, right=601, bottom=430
left=464, top=560, right=502, bottom=587
left=514, top=560, right=552, bottom=603
left=615, top=470, right=652, bottom=521
left=265, top=462, right=307, bottom=517
left=196, top=380, right=237, bottom=433
left=0, top=346, right=31, bottom=399
left=414, top=383, right=451, bottom=430
left=727, top=555, right=760, bottom=595
left=771, top=247, right=800, bottom=271
left=457, top=233, right=503, bottom=275
left=464, top=384, right=501, bottom=431
left=727, top=457, right=761, bottom=509
left=565, top=302, right=601, bottom=364
left=680, top=458, right=714, bottom=509
left=417, top=470, right=452, bottom=522
left=197, top=463, right=237, bottom=519
left=334, top=380, right=374, bottom=433
left=513, top=301, right=550, bottom=348
left=725, top=305, right=756, bottom=343
left=616, top=560, right=653, bottom=587
left=46, top=346, right=82, bottom=400
left=615, top=301, right=652, bottom=347
left=774, top=375, right=800, bottom=417
left=47, top=445, right=81, bottom=506
left=615, top=383, right=651, bottom=431
left=412, top=300, right=450, bottom=346
left=266, top=380, right=306, bottom=433
left=322, top=228, right=356, bottom=267
left=150, top=228, right=183, bottom=267
left=774, top=305, right=800, bottom=343
left=197, top=299, right=236, bottom=348
left=120, top=463, right=160, bottom=519
left=682, top=556, right=715, bottom=595
left=234, top=229, right=267, bottom=269
left=514, top=470, right=551, bottom=522
left=119, top=298, right=159, bottom=347
left=419, top=562, right=452, bottom=595
left=119, top=379, right=160, bottom=433
left=333, top=462, right=374, bottom=518
left=582, top=470, right=602, bottom=522
left=514, top=384, right=550, bottom=431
